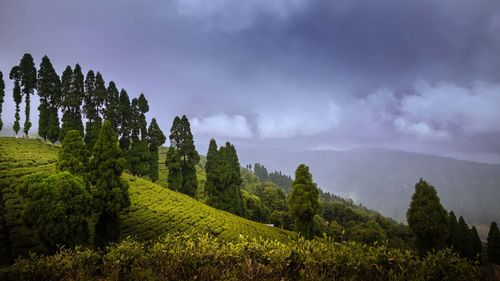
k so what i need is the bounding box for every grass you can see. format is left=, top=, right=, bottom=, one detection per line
left=0, top=137, right=293, bottom=263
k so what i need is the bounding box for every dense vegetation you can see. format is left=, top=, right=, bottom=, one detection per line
left=0, top=138, right=293, bottom=264
left=0, top=232, right=480, bottom=281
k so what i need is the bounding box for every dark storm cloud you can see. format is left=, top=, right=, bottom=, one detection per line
left=0, top=0, right=499, bottom=163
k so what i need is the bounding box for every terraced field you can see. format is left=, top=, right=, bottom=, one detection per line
left=0, top=138, right=293, bottom=263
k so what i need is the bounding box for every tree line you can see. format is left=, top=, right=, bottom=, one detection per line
left=0, top=53, right=167, bottom=181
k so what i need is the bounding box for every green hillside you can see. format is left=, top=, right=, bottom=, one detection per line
left=0, top=138, right=293, bottom=263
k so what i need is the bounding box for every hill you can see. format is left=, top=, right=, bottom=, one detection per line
left=233, top=144, right=500, bottom=227
left=0, top=137, right=293, bottom=263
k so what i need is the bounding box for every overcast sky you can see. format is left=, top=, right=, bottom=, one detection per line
left=1, top=0, right=500, bottom=163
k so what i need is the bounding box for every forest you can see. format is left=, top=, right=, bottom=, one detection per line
left=0, top=54, right=499, bottom=280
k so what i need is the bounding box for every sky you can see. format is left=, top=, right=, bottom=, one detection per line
left=1, top=0, right=500, bottom=164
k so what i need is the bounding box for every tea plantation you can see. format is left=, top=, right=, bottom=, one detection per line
left=0, top=137, right=293, bottom=263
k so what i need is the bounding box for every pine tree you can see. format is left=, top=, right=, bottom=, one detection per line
left=470, top=226, right=482, bottom=260
left=9, top=66, right=22, bottom=136
left=447, top=211, right=461, bottom=253
left=138, top=93, right=149, bottom=140
left=37, top=56, right=60, bottom=141
left=89, top=120, right=130, bottom=248
left=288, top=164, right=320, bottom=239
left=60, top=65, right=84, bottom=140
left=166, top=146, right=183, bottom=190
left=58, top=130, right=89, bottom=177
left=406, top=179, right=449, bottom=255
left=94, top=72, right=106, bottom=117
left=104, top=81, right=120, bottom=133
left=118, top=89, right=132, bottom=152
left=458, top=216, right=473, bottom=259
left=19, top=53, right=37, bottom=138
left=147, top=118, right=166, bottom=182
left=487, top=221, right=500, bottom=265
left=0, top=71, right=4, bottom=131
left=127, top=139, right=151, bottom=177
left=167, top=115, right=200, bottom=197
left=205, top=138, right=220, bottom=206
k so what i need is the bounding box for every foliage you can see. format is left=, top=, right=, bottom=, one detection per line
left=0, top=232, right=481, bottom=281
left=9, top=66, right=22, bottom=136
left=60, top=65, right=84, bottom=140
left=167, top=115, right=200, bottom=197
left=407, top=179, right=449, bottom=255
left=57, top=130, right=89, bottom=177
left=147, top=118, right=165, bottom=181
left=487, top=221, right=500, bottom=264
left=89, top=121, right=130, bottom=248
left=126, top=140, right=151, bottom=177
left=19, top=53, right=37, bottom=137
left=104, top=81, right=121, bottom=133
left=0, top=71, right=5, bottom=131
left=36, top=56, right=61, bottom=141
left=118, top=89, right=132, bottom=152
left=16, top=172, right=93, bottom=252
left=205, top=139, right=244, bottom=216
left=288, top=164, right=320, bottom=239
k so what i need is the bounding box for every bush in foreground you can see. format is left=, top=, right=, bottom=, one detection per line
left=0, top=232, right=480, bottom=281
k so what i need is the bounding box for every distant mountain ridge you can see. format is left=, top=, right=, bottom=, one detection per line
left=234, top=144, right=500, bottom=226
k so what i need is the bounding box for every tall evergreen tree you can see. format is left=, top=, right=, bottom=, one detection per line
left=58, top=130, right=89, bottom=177
left=19, top=53, right=37, bottom=138
left=126, top=139, right=151, bottom=177
left=406, top=179, right=449, bottom=255
left=89, top=120, right=130, bottom=248
left=288, top=164, right=320, bottom=239
left=137, top=93, right=149, bottom=140
left=0, top=71, right=4, bottom=131
left=104, top=81, right=120, bottom=133
left=37, top=56, right=60, bottom=141
left=487, top=221, right=500, bottom=264
left=167, top=115, right=200, bottom=197
left=94, top=72, right=107, bottom=117
left=205, top=140, right=244, bottom=215
left=470, top=226, right=482, bottom=260
left=83, top=70, right=103, bottom=148
left=118, top=89, right=132, bottom=152
left=147, top=118, right=166, bottom=182
left=447, top=211, right=461, bottom=253
left=9, top=66, right=22, bottom=136
left=166, top=146, right=183, bottom=190
left=60, top=65, right=84, bottom=140
left=458, top=216, right=473, bottom=259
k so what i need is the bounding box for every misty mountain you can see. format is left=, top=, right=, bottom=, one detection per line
left=234, top=144, right=500, bottom=225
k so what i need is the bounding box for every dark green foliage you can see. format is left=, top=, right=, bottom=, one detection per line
left=470, top=226, right=482, bottom=260
left=89, top=120, right=130, bottom=248
left=253, top=163, right=269, bottom=181
left=205, top=140, right=244, bottom=216
left=137, top=93, right=149, bottom=140
left=167, top=115, right=200, bottom=197
left=9, top=66, right=22, bottom=136
left=57, top=130, right=89, bottom=177
left=17, top=172, right=93, bottom=252
left=147, top=118, right=166, bottom=181
left=165, top=146, right=183, bottom=191
left=268, top=171, right=293, bottom=193
left=118, top=89, right=132, bottom=151
left=288, top=164, right=320, bottom=239
left=37, top=56, right=61, bottom=141
left=487, top=221, right=500, bottom=264
left=126, top=140, right=151, bottom=177
left=104, top=81, right=120, bottom=133
left=447, top=211, right=461, bottom=252
left=458, top=216, right=473, bottom=259
left=19, top=53, right=37, bottom=137
left=0, top=71, right=4, bottom=131
left=407, top=179, right=449, bottom=255
left=1, top=233, right=481, bottom=281
left=60, top=65, right=84, bottom=140
left=83, top=70, right=103, bottom=148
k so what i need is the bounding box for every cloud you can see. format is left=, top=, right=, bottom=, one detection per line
left=393, top=118, right=450, bottom=140
left=173, top=0, right=307, bottom=31
left=396, top=81, right=500, bottom=137
left=191, top=113, right=253, bottom=138
left=256, top=100, right=340, bottom=139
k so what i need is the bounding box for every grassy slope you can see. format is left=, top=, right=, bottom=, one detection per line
left=0, top=138, right=293, bottom=261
